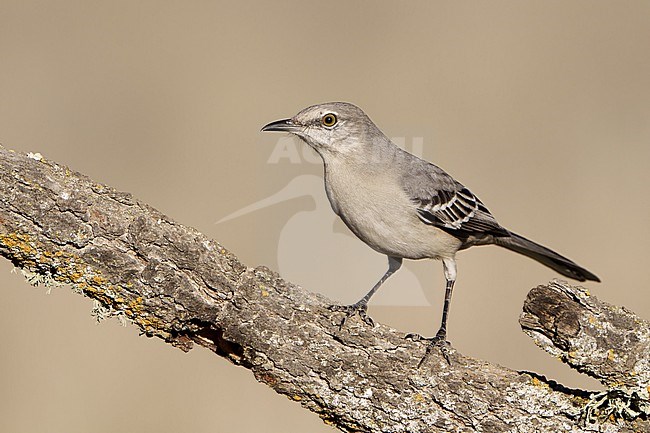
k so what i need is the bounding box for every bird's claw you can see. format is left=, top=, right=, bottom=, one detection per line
left=328, top=302, right=374, bottom=329
left=406, top=329, right=452, bottom=366
left=405, top=332, right=426, bottom=341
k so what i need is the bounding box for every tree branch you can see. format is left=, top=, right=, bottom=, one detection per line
left=1, top=145, right=648, bottom=432
left=521, top=280, right=650, bottom=388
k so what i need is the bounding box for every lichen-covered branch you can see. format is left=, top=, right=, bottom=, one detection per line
left=520, top=281, right=650, bottom=388
left=0, top=145, right=648, bottom=433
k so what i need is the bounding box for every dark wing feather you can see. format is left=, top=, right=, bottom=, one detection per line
left=400, top=157, right=508, bottom=241
left=396, top=151, right=600, bottom=282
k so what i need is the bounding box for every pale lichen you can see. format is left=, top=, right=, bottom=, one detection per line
left=581, top=386, right=650, bottom=426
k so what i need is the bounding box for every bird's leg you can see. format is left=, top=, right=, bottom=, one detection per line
left=432, top=273, right=456, bottom=344
left=406, top=258, right=457, bottom=366
left=329, top=256, right=402, bottom=329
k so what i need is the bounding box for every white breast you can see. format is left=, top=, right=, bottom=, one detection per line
left=323, top=160, right=462, bottom=260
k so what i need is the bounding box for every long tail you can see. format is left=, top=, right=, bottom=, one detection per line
left=494, top=232, right=600, bottom=282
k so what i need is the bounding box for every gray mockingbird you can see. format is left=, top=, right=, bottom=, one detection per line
left=262, top=102, right=599, bottom=354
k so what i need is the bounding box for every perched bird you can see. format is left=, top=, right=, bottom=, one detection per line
left=261, top=102, right=599, bottom=355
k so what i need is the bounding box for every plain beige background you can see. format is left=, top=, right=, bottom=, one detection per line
left=1, top=1, right=649, bottom=432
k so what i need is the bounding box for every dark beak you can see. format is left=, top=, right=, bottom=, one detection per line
left=261, top=118, right=299, bottom=132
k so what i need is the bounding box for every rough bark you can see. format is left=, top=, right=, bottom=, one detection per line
left=521, top=281, right=650, bottom=389
left=1, top=145, right=648, bottom=433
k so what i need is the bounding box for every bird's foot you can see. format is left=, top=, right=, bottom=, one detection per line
left=406, top=328, right=452, bottom=366
left=328, top=301, right=374, bottom=330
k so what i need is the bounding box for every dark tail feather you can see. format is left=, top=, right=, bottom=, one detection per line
left=494, top=232, right=600, bottom=282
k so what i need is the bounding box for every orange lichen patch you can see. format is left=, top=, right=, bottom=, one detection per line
left=69, top=271, right=85, bottom=282
left=116, top=295, right=142, bottom=318
left=1, top=230, right=170, bottom=337
left=74, top=276, right=130, bottom=311
left=136, top=315, right=160, bottom=328
left=134, top=314, right=170, bottom=338
left=79, top=283, right=112, bottom=305
left=607, top=349, right=616, bottom=361
left=413, top=393, right=426, bottom=403
left=128, top=296, right=144, bottom=312
left=531, top=376, right=549, bottom=389
left=0, top=233, right=37, bottom=256
left=91, top=274, right=108, bottom=286
left=0, top=234, right=91, bottom=285
left=124, top=297, right=146, bottom=319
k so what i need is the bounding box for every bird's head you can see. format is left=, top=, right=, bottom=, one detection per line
left=262, top=102, right=381, bottom=156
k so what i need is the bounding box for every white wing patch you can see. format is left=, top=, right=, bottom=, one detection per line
left=416, top=187, right=479, bottom=229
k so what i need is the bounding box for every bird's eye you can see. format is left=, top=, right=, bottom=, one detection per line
left=321, top=113, right=338, bottom=127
